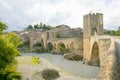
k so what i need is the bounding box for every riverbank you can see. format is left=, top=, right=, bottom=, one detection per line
left=22, top=53, right=100, bottom=78
left=16, top=56, right=87, bottom=80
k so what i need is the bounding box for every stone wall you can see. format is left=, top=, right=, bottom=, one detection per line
left=115, top=40, right=120, bottom=59
left=97, top=41, right=120, bottom=80
left=48, top=25, right=70, bottom=39
left=29, top=30, right=48, bottom=51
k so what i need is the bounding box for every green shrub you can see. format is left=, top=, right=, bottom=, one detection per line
left=41, top=69, right=60, bottom=80
left=87, top=61, right=92, bottom=65
left=0, top=71, right=21, bottom=80
left=34, top=47, right=48, bottom=53
left=64, top=53, right=83, bottom=61
left=32, top=56, right=40, bottom=64
left=51, top=50, right=58, bottom=54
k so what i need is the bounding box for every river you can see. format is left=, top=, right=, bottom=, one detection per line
left=22, top=53, right=100, bottom=79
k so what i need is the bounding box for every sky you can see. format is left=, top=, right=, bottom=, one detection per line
left=0, top=0, right=120, bottom=31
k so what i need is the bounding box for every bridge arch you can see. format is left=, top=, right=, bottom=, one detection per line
left=57, top=42, right=66, bottom=54
left=47, top=42, right=53, bottom=52
left=90, top=41, right=100, bottom=66
left=41, top=39, right=44, bottom=46
left=91, top=27, right=97, bottom=35
left=33, top=39, right=44, bottom=48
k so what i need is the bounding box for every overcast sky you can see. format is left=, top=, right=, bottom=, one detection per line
left=0, top=0, right=120, bottom=31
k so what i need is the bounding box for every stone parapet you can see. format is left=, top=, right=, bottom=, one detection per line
left=97, top=41, right=120, bottom=80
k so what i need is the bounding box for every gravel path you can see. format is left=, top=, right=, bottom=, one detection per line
left=16, top=56, right=87, bottom=80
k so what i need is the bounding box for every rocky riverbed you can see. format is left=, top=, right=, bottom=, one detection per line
left=16, top=56, right=87, bottom=80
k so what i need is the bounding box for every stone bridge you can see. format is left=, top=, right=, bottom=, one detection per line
left=30, top=32, right=83, bottom=55
left=29, top=12, right=120, bottom=79
left=46, top=37, right=83, bottom=55
left=83, top=35, right=120, bottom=79
left=83, top=35, right=111, bottom=66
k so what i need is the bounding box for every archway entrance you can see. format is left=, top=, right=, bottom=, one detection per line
left=57, top=42, right=66, bottom=54
left=33, top=39, right=44, bottom=48
left=91, top=27, right=97, bottom=35
left=91, top=42, right=100, bottom=66
left=47, top=42, right=53, bottom=52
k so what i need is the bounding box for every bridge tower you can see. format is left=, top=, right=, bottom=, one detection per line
left=83, top=13, right=103, bottom=37
left=83, top=13, right=103, bottom=65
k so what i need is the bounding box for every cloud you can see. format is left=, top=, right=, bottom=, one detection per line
left=0, top=0, right=120, bottom=31
left=0, top=0, right=12, bottom=9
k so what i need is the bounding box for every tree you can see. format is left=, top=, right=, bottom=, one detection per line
left=0, top=22, right=8, bottom=34
left=0, top=21, right=21, bottom=80
left=116, top=27, right=120, bottom=36
left=111, top=30, right=116, bottom=35
left=26, top=25, right=33, bottom=29
left=104, top=29, right=117, bottom=36
left=34, top=24, right=39, bottom=29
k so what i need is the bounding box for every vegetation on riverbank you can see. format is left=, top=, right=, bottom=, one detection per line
left=0, top=21, right=21, bottom=80
left=104, top=27, right=120, bottom=36
left=64, top=53, right=83, bottom=61
left=32, top=56, right=41, bottom=64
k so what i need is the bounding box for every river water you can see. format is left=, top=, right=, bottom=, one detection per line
left=22, top=53, right=100, bottom=79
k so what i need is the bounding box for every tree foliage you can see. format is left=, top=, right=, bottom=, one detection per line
left=19, top=40, right=30, bottom=48
left=116, top=27, right=120, bottom=36
left=26, top=25, right=33, bottom=30
left=56, top=24, right=70, bottom=28
left=0, top=22, right=8, bottom=34
left=104, top=27, right=120, bottom=36
left=34, top=24, right=39, bottom=29
left=59, top=44, right=66, bottom=52
left=0, top=22, right=21, bottom=80
left=47, top=43, right=53, bottom=52
left=27, top=23, right=52, bottom=30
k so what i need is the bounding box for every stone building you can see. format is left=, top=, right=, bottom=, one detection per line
left=48, top=25, right=70, bottom=39
left=48, top=25, right=83, bottom=40
left=69, top=28, right=83, bottom=37
left=15, top=30, right=31, bottom=43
